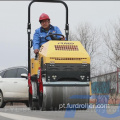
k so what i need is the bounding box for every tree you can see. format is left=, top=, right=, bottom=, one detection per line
left=69, top=23, right=100, bottom=77
left=103, top=19, right=120, bottom=71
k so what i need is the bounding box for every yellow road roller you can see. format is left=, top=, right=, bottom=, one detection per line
left=27, top=0, right=92, bottom=110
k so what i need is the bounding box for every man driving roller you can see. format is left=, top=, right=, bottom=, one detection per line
left=33, top=13, right=65, bottom=54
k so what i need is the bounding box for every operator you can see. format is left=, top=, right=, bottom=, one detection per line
left=33, top=13, right=65, bottom=54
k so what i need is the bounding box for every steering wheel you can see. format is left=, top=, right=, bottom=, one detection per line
left=45, top=33, right=64, bottom=41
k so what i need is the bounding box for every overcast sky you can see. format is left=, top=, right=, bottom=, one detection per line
left=0, top=1, right=120, bottom=71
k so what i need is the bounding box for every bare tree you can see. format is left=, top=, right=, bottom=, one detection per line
left=103, top=19, right=120, bottom=70
left=69, top=23, right=101, bottom=77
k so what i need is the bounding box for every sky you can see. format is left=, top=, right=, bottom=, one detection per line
left=0, top=1, right=120, bottom=71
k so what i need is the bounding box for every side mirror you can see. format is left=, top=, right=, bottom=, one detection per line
left=21, top=73, right=28, bottom=79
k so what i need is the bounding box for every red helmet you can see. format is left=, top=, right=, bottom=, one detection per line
left=39, top=13, right=50, bottom=22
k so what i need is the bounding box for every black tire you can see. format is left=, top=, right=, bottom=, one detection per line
left=0, top=92, right=6, bottom=108
left=31, top=101, right=40, bottom=110
left=29, top=90, right=32, bottom=109
left=29, top=88, right=39, bottom=110
left=29, top=82, right=42, bottom=110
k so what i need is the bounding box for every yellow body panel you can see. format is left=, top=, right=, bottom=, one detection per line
left=39, top=41, right=90, bottom=64
left=31, top=58, right=40, bottom=76
left=31, top=41, right=90, bottom=75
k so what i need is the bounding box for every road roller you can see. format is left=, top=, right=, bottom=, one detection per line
left=27, top=0, right=92, bottom=110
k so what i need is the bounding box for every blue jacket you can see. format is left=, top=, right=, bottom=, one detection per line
left=33, top=24, right=62, bottom=50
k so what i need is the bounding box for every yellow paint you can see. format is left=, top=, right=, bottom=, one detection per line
left=39, top=41, right=90, bottom=64
left=31, top=58, right=40, bottom=76
left=89, top=82, right=92, bottom=95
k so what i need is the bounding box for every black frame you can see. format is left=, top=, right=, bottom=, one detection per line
left=27, top=0, right=69, bottom=74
